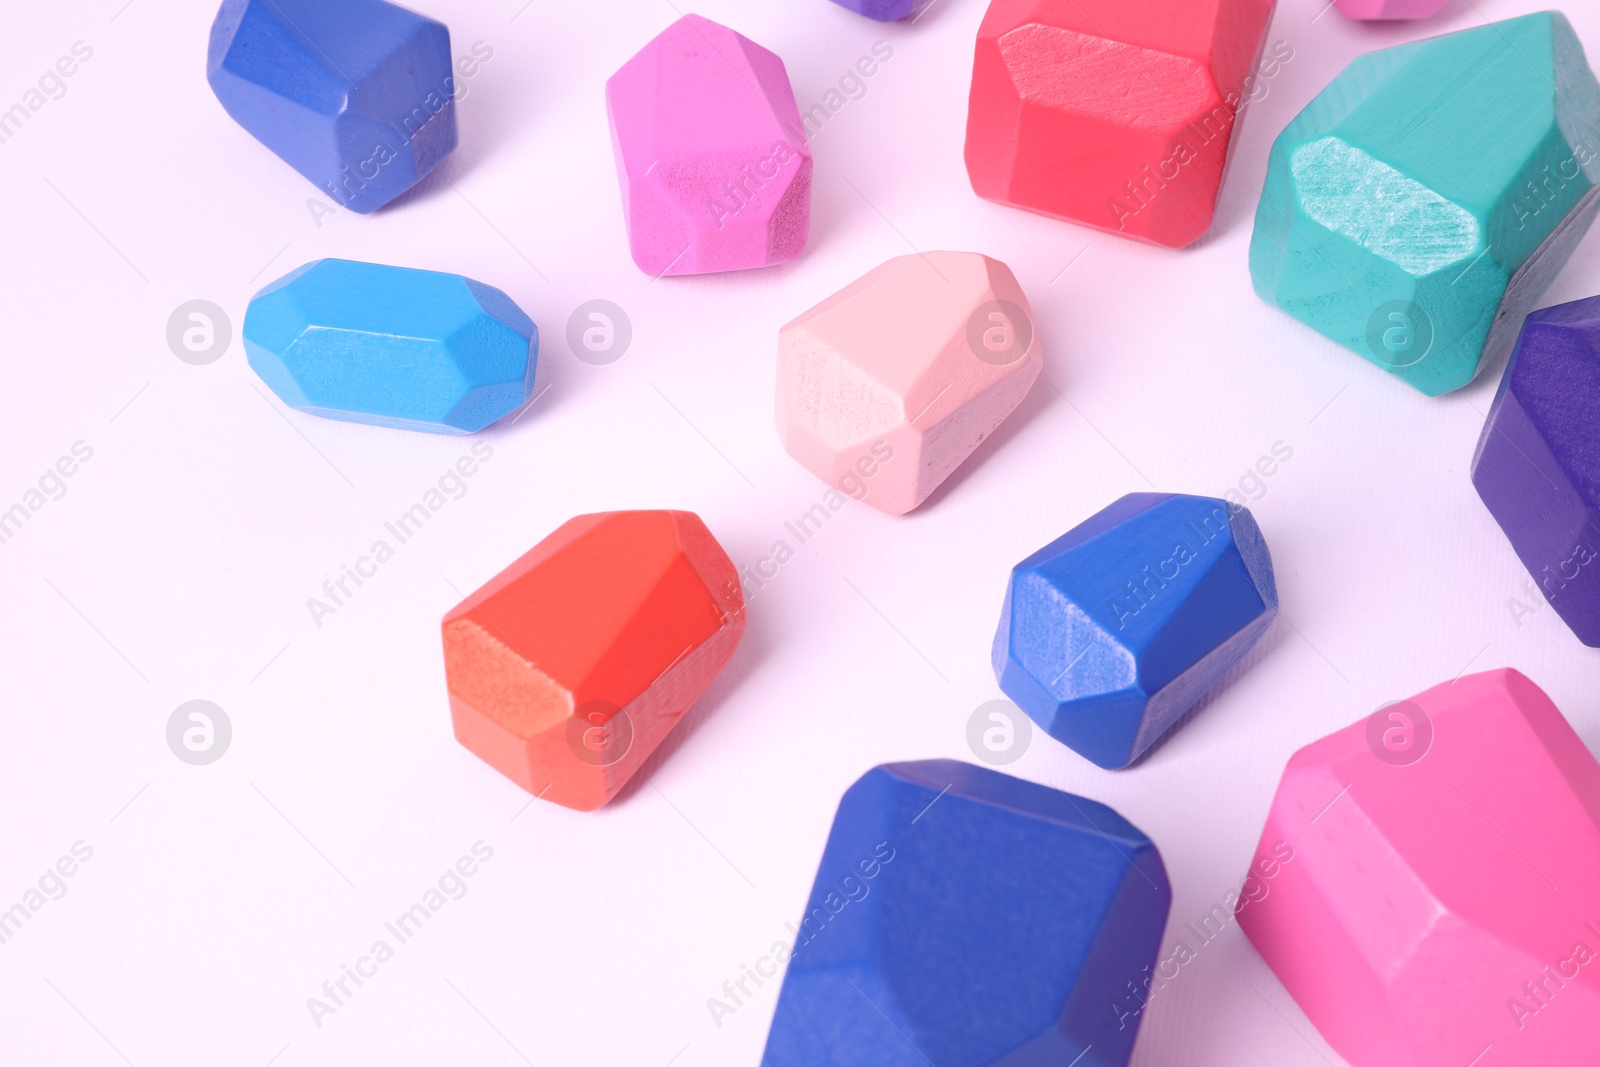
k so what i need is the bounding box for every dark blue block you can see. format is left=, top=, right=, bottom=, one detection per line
left=993, top=493, right=1278, bottom=769
left=762, top=760, right=1170, bottom=1067
left=827, top=0, right=936, bottom=21
left=207, top=0, right=458, bottom=213
left=1472, top=296, right=1600, bottom=646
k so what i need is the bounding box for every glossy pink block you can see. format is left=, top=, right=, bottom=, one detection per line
left=1335, top=0, right=1448, bottom=19
left=1239, top=670, right=1600, bottom=1067
left=606, top=16, right=812, bottom=277
left=777, top=252, right=1044, bottom=515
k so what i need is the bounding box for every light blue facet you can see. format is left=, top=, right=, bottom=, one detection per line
left=992, top=494, right=1278, bottom=769
left=207, top=0, right=459, bottom=213
left=244, top=259, right=537, bottom=434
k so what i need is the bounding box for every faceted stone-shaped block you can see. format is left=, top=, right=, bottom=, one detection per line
left=1238, top=669, right=1600, bottom=1067
left=777, top=252, right=1043, bottom=515
left=606, top=16, right=812, bottom=276
left=827, top=0, right=936, bottom=21
left=245, top=259, right=538, bottom=435
left=762, top=760, right=1171, bottom=1067
left=207, top=0, right=458, bottom=214
left=1335, top=0, right=1447, bottom=19
left=1251, top=13, right=1600, bottom=396
left=442, top=511, right=746, bottom=812
left=1472, top=296, right=1600, bottom=646
left=964, top=0, right=1276, bottom=248
left=993, top=493, right=1278, bottom=769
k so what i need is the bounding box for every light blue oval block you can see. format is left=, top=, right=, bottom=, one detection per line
left=1250, top=13, right=1600, bottom=396
left=245, top=259, right=538, bottom=435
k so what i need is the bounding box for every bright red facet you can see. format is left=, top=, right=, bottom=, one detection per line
left=965, top=0, right=1276, bottom=248
left=442, top=511, right=746, bottom=811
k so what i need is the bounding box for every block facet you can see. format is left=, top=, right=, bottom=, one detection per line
left=762, top=760, right=1171, bottom=1067
left=964, top=0, right=1277, bottom=248
left=1334, top=0, right=1448, bottom=19
left=442, top=511, right=746, bottom=812
left=207, top=0, right=458, bottom=213
left=245, top=259, right=538, bottom=435
left=777, top=252, right=1043, bottom=515
left=827, top=0, right=935, bottom=21
left=1251, top=13, right=1600, bottom=395
left=993, top=493, right=1278, bottom=769
left=606, top=16, right=812, bottom=276
left=1472, top=296, right=1600, bottom=646
left=1239, top=670, right=1600, bottom=1067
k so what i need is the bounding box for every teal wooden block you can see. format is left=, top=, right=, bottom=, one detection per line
left=1250, top=13, right=1600, bottom=397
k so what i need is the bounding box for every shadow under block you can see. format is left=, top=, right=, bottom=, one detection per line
left=761, top=760, right=1172, bottom=1067
left=1238, top=669, right=1600, bottom=1066
left=993, top=493, right=1278, bottom=769
left=1250, top=12, right=1600, bottom=396
left=964, top=0, right=1277, bottom=248
left=441, top=511, right=746, bottom=811
left=244, top=259, right=538, bottom=435
left=606, top=15, right=811, bottom=277
left=1472, top=295, right=1600, bottom=646
left=207, top=0, right=458, bottom=213
left=777, top=251, right=1043, bottom=515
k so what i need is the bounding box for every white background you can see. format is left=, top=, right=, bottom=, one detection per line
left=1, top=0, right=1597, bottom=1064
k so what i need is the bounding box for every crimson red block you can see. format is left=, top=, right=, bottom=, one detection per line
left=442, top=511, right=746, bottom=811
left=965, top=0, right=1276, bottom=248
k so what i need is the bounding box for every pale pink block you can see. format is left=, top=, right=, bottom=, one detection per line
left=605, top=15, right=812, bottom=277
left=777, top=252, right=1044, bottom=516
left=1335, top=0, right=1449, bottom=19
left=1238, top=669, right=1600, bottom=1067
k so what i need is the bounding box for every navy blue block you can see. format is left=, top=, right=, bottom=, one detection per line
left=762, top=760, right=1171, bottom=1067
left=207, top=0, right=458, bottom=213
left=993, top=493, right=1278, bottom=769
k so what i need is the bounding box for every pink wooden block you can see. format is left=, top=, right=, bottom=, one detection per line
left=1238, top=669, right=1600, bottom=1066
left=605, top=16, right=812, bottom=277
left=777, top=252, right=1044, bottom=515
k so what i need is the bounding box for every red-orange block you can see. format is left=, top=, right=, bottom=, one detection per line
left=442, top=511, right=746, bottom=811
left=965, top=0, right=1276, bottom=248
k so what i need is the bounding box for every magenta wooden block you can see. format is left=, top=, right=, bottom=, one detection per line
left=606, top=16, right=812, bottom=277
left=1238, top=670, right=1600, bottom=1067
left=1335, top=0, right=1448, bottom=19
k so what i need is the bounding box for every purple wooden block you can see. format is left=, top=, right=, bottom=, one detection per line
left=1471, top=296, right=1600, bottom=646
left=828, top=0, right=934, bottom=21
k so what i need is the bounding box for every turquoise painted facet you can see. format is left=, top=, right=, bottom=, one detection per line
left=245, top=259, right=538, bottom=435
left=1250, top=13, right=1600, bottom=396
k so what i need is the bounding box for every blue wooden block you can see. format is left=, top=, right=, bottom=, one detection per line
left=993, top=493, right=1277, bottom=769
left=245, top=259, right=538, bottom=434
left=761, top=760, right=1171, bottom=1067
left=208, top=0, right=458, bottom=213
left=827, top=0, right=935, bottom=20
left=1472, top=296, right=1600, bottom=646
